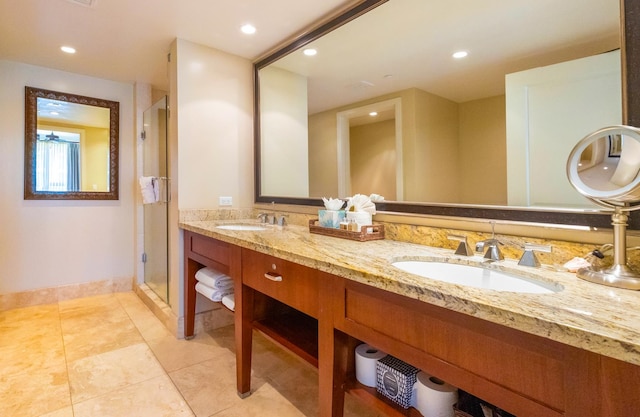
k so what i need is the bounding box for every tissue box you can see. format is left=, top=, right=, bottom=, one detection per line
left=318, top=210, right=345, bottom=228
left=376, top=355, right=419, bottom=409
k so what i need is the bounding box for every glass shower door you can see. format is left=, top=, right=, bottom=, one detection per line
left=143, top=96, right=169, bottom=303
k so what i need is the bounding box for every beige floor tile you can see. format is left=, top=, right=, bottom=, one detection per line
left=38, top=406, right=74, bottom=417
left=68, top=342, right=166, bottom=404
left=0, top=307, right=65, bottom=376
left=0, top=335, right=66, bottom=376
left=59, top=294, right=130, bottom=328
left=72, top=374, right=194, bottom=417
left=58, top=293, right=120, bottom=316
left=210, top=380, right=310, bottom=417
left=168, top=352, right=247, bottom=417
left=147, top=331, right=230, bottom=372
left=0, top=303, right=59, bottom=324
left=61, top=314, right=144, bottom=362
left=0, top=362, right=71, bottom=417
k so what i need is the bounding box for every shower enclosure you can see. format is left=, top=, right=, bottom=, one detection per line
left=142, top=96, right=169, bottom=303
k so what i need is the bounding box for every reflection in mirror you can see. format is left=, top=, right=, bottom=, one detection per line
left=25, top=87, right=119, bottom=200
left=255, top=0, right=640, bottom=228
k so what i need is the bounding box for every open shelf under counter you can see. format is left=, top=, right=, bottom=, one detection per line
left=345, top=379, right=424, bottom=417
left=253, top=311, right=319, bottom=368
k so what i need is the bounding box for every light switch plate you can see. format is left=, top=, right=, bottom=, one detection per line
left=219, top=196, right=232, bottom=206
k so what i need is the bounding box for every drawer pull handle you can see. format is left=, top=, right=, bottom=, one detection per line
left=264, top=272, right=283, bottom=282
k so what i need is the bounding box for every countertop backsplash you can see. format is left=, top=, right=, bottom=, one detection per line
left=179, top=207, right=640, bottom=271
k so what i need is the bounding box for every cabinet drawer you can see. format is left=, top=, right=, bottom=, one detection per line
left=242, top=249, right=319, bottom=318
left=186, top=232, right=230, bottom=269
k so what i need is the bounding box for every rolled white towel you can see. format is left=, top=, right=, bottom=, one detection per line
left=195, top=282, right=233, bottom=303
left=221, top=294, right=235, bottom=312
left=139, top=176, right=159, bottom=204
left=195, top=267, right=233, bottom=290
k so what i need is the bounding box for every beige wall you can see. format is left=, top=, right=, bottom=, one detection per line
left=0, top=60, right=134, bottom=294
left=169, top=39, right=254, bottom=317
left=459, top=95, right=507, bottom=205
left=408, top=88, right=459, bottom=203
left=308, top=110, right=339, bottom=197
left=309, top=88, right=465, bottom=203
left=350, top=119, right=396, bottom=198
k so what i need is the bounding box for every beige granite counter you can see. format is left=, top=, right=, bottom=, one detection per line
left=180, top=219, right=640, bottom=367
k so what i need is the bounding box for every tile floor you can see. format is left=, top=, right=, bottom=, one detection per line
left=0, top=292, right=382, bottom=417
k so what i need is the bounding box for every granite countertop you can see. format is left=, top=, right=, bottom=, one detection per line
left=180, top=219, right=640, bottom=366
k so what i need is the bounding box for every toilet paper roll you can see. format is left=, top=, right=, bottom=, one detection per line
left=411, top=372, right=458, bottom=417
left=355, top=344, right=387, bottom=387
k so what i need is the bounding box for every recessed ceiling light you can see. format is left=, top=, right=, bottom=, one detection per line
left=303, top=48, right=317, bottom=56
left=369, top=112, right=378, bottom=117
left=241, top=24, right=256, bottom=35
left=452, top=51, right=468, bottom=59
left=61, top=46, right=76, bottom=54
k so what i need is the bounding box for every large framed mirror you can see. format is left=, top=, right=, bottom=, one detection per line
left=255, top=0, right=640, bottom=229
left=24, top=86, right=119, bottom=200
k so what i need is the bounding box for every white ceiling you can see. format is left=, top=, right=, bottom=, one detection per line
left=0, top=0, right=621, bottom=112
left=272, top=0, right=621, bottom=113
left=0, top=0, right=355, bottom=90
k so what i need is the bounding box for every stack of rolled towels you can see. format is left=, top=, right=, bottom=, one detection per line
left=195, top=267, right=234, bottom=310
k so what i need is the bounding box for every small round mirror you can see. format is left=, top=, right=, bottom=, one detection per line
left=567, top=126, right=640, bottom=205
left=566, top=125, right=640, bottom=289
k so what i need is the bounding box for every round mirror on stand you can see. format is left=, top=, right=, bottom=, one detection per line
left=567, top=125, right=640, bottom=290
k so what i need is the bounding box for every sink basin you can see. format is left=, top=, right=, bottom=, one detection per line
left=216, top=224, right=268, bottom=231
left=391, top=260, right=560, bottom=294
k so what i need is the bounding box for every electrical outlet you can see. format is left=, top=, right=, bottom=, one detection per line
left=219, top=196, right=233, bottom=206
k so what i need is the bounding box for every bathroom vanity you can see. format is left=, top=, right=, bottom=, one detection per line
left=181, top=221, right=640, bottom=417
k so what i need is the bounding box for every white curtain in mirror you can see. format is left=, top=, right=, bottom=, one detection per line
left=36, top=131, right=80, bottom=192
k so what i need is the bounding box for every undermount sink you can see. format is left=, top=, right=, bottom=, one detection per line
left=216, top=224, right=268, bottom=231
left=391, top=260, right=561, bottom=294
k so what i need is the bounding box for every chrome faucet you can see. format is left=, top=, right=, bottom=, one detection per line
left=476, top=239, right=504, bottom=261
left=475, top=221, right=504, bottom=261
left=257, top=212, right=270, bottom=223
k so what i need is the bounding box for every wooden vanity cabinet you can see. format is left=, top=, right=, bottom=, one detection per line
left=182, top=231, right=640, bottom=417
left=325, top=278, right=640, bottom=417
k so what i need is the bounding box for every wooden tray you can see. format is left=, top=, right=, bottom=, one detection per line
left=308, top=219, right=384, bottom=241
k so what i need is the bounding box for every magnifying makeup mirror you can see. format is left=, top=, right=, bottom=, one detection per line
left=567, top=125, right=640, bottom=289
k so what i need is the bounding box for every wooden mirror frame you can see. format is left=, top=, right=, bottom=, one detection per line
left=24, top=86, right=119, bottom=200
left=254, top=0, right=640, bottom=229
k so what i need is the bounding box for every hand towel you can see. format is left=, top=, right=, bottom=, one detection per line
left=195, top=267, right=234, bottom=290
left=195, top=282, right=233, bottom=303
left=139, top=176, right=159, bottom=204
left=221, top=294, right=235, bottom=312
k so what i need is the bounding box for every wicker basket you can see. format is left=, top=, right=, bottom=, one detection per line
left=308, top=219, right=384, bottom=241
